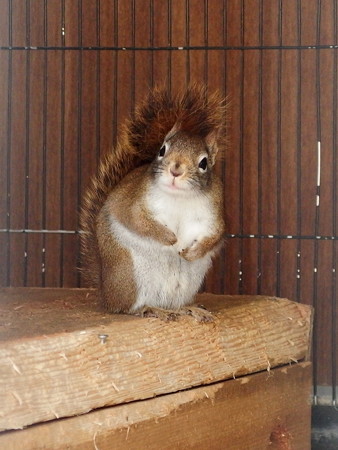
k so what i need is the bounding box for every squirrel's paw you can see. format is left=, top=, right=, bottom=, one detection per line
left=179, top=241, right=205, bottom=261
left=139, top=306, right=179, bottom=321
left=161, top=228, right=178, bottom=246
left=138, top=305, right=214, bottom=323
left=179, top=305, right=214, bottom=323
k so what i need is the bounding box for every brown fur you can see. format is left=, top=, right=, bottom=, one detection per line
left=102, top=165, right=178, bottom=246
left=96, top=206, right=137, bottom=312
left=80, top=84, right=227, bottom=287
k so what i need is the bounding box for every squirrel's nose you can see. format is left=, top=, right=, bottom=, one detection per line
left=170, top=169, right=182, bottom=178
left=170, top=162, right=184, bottom=178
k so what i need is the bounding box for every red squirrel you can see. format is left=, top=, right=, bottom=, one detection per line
left=80, top=85, right=227, bottom=321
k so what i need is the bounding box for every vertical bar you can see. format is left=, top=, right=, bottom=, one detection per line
left=312, top=0, right=322, bottom=404
left=204, top=0, right=208, bottom=86
left=115, top=2, right=132, bottom=132
left=6, top=0, right=13, bottom=286
left=77, top=0, right=83, bottom=286
left=332, top=0, right=337, bottom=408
left=0, top=5, right=9, bottom=285
left=131, top=0, right=136, bottom=115
left=60, top=0, right=66, bottom=286
left=186, top=0, right=190, bottom=85
left=134, top=1, right=152, bottom=102
left=96, top=0, right=101, bottom=163
left=296, top=0, right=302, bottom=303
left=45, top=1, right=63, bottom=287
left=152, top=4, right=169, bottom=91
left=239, top=0, right=244, bottom=294
left=221, top=0, right=227, bottom=294
left=42, top=0, right=48, bottom=287
left=149, top=0, right=154, bottom=87
left=257, top=0, right=263, bottom=294
left=167, top=0, right=172, bottom=92
left=171, top=0, right=188, bottom=92
left=113, top=0, right=118, bottom=145
left=276, top=0, right=282, bottom=297
left=23, top=0, right=31, bottom=286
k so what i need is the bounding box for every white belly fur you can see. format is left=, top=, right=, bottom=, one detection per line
left=109, top=189, right=215, bottom=311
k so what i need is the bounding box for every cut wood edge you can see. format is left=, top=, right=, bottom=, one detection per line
left=0, top=362, right=312, bottom=450
left=0, top=290, right=313, bottom=432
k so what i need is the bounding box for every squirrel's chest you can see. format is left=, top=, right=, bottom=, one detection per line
left=147, top=189, right=213, bottom=246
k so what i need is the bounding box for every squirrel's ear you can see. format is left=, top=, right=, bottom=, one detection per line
left=205, top=130, right=219, bottom=166
left=164, top=121, right=181, bottom=141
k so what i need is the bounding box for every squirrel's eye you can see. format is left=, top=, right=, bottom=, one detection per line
left=159, top=145, right=166, bottom=158
left=198, top=157, right=208, bottom=171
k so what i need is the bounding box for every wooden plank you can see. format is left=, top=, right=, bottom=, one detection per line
left=0, top=289, right=312, bottom=431
left=280, top=50, right=298, bottom=236
left=0, top=50, right=9, bottom=286
left=170, top=0, right=188, bottom=92
left=44, top=51, right=63, bottom=287
left=26, top=51, right=44, bottom=286
left=0, top=362, right=312, bottom=450
left=261, top=50, right=278, bottom=235
left=10, top=0, right=27, bottom=47
left=242, top=50, right=259, bottom=235
left=0, top=0, right=9, bottom=47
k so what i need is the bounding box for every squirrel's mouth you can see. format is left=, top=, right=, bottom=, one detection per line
left=159, top=176, right=192, bottom=194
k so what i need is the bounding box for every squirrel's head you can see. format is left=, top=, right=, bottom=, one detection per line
left=150, top=122, right=219, bottom=196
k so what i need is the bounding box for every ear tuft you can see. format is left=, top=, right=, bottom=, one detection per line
left=205, top=130, right=219, bottom=165
left=164, top=120, right=181, bottom=141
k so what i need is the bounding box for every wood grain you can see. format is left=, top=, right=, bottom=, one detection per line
left=0, top=362, right=312, bottom=450
left=0, top=288, right=312, bottom=432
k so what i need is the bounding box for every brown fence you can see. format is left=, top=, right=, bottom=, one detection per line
left=0, top=0, right=337, bottom=407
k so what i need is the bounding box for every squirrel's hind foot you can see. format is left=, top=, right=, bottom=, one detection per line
left=180, top=305, right=214, bottom=322
left=138, top=306, right=179, bottom=321
left=138, top=305, right=214, bottom=323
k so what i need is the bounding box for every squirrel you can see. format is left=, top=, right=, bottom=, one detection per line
left=80, top=85, right=227, bottom=321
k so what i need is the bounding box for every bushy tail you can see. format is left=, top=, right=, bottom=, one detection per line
left=79, top=84, right=227, bottom=287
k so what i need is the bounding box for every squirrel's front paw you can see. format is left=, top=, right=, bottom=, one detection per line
left=161, top=228, right=177, bottom=246
left=179, top=242, right=204, bottom=261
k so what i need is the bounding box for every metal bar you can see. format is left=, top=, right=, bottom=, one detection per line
left=41, top=0, right=48, bottom=287
left=60, top=0, right=66, bottom=287
left=332, top=0, right=338, bottom=409
left=204, top=0, right=208, bottom=85
left=149, top=0, right=154, bottom=87
left=131, top=0, right=136, bottom=115
left=0, top=229, right=80, bottom=234
left=186, top=0, right=190, bottom=85
left=225, top=233, right=338, bottom=241
left=257, top=0, right=263, bottom=294
left=6, top=0, right=13, bottom=286
left=312, top=0, right=323, bottom=405
left=276, top=0, right=282, bottom=298
left=76, top=0, right=83, bottom=287
left=23, top=0, right=31, bottom=286
left=168, top=0, right=172, bottom=92
left=96, top=0, right=101, bottom=163
left=112, top=0, right=118, bottom=145
left=219, top=0, right=227, bottom=294
left=2, top=44, right=338, bottom=51
left=296, top=0, right=302, bottom=303
left=1, top=230, right=338, bottom=240
left=238, top=0, right=244, bottom=294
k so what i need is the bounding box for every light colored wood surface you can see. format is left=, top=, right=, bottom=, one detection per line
left=0, top=288, right=313, bottom=431
left=0, top=362, right=312, bottom=450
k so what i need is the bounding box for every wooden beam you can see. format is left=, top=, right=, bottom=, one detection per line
left=0, top=288, right=313, bottom=431
left=0, top=362, right=312, bottom=450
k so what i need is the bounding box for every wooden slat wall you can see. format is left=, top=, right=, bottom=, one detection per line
left=0, top=0, right=337, bottom=405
